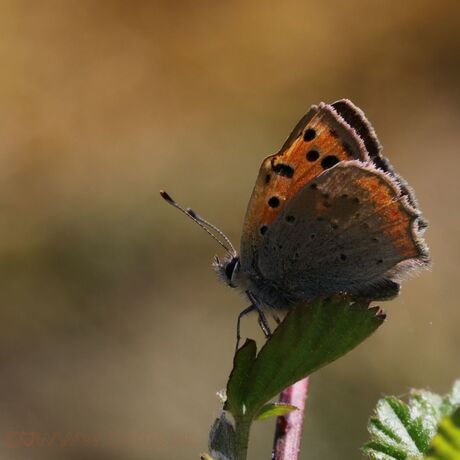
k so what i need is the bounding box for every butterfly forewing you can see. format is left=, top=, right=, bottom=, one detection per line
left=332, top=99, right=423, bottom=214
left=240, top=101, right=370, bottom=271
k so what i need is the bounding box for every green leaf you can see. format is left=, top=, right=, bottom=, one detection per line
left=225, top=339, right=257, bottom=417
left=364, top=380, right=460, bottom=460
left=425, top=407, right=460, bottom=460
left=255, top=403, right=298, bottom=421
left=225, top=296, right=385, bottom=419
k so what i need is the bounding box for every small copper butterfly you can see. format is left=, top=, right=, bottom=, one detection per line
left=161, top=99, right=430, bottom=345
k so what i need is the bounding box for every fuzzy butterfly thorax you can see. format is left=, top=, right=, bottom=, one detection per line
left=226, top=99, right=430, bottom=310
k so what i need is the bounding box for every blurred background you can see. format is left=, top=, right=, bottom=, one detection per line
left=0, top=0, right=459, bottom=458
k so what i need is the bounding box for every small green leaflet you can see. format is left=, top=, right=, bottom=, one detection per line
left=255, top=403, right=298, bottom=421
left=364, top=380, right=460, bottom=460
left=425, top=406, right=460, bottom=460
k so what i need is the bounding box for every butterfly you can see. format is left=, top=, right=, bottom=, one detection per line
left=161, top=99, right=429, bottom=346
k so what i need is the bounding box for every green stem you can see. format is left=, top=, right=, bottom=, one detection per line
left=234, top=416, right=252, bottom=460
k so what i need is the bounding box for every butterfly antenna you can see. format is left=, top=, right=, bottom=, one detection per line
left=185, top=208, right=236, bottom=255
left=160, top=190, right=235, bottom=254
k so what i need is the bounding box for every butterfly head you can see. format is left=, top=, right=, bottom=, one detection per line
left=213, top=253, right=241, bottom=288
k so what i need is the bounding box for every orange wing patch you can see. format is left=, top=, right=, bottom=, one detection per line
left=242, top=103, right=370, bottom=248
left=356, top=175, right=419, bottom=259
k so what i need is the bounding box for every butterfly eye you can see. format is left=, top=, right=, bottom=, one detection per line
left=303, top=128, right=316, bottom=141
left=260, top=225, right=268, bottom=235
left=224, top=257, right=238, bottom=280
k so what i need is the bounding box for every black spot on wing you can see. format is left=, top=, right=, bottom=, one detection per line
left=272, top=162, right=294, bottom=178
left=303, top=128, right=316, bottom=141
left=306, top=150, right=320, bottom=162
left=268, top=196, right=280, bottom=208
left=321, top=155, right=339, bottom=169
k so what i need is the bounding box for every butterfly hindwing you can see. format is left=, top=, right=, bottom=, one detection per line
left=256, top=162, right=428, bottom=306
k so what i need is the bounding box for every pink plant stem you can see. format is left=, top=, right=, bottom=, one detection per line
left=272, top=377, right=309, bottom=460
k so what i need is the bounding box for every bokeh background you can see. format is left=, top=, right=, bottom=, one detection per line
left=0, top=0, right=459, bottom=459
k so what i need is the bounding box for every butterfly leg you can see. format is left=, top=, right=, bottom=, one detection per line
left=256, top=311, right=272, bottom=338
left=272, top=313, right=282, bottom=325
left=246, top=291, right=272, bottom=339
left=236, top=304, right=256, bottom=352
